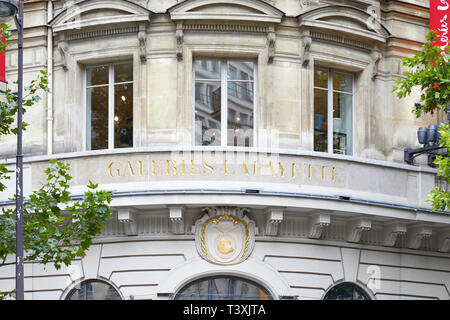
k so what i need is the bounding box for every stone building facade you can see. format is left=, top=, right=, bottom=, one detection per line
left=0, top=0, right=449, bottom=300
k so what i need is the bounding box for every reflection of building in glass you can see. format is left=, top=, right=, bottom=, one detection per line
left=0, top=0, right=448, bottom=301
left=194, top=59, right=255, bottom=147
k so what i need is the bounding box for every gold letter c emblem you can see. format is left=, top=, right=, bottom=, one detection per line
left=217, top=238, right=234, bottom=255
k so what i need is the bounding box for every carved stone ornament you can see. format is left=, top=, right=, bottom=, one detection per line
left=267, top=29, right=276, bottom=63
left=138, top=23, right=147, bottom=63
left=370, top=45, right=382, bottom=80
left=194, top=207, right=256, bottom=265
left=58, top=34, right=69, bottom=71
left=176, top=23, right=184, bottom=62
left=302, top=35, right=312, bottom=67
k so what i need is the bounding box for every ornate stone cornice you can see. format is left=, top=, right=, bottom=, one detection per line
left=66, top=26, right=139, bottom=41
left=310, top=31, right=373, bottom=51
left=182, top=23, right=269, bottom=33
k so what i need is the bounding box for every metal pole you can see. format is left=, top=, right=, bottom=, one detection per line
left=15, top=0, right=24, bottom=300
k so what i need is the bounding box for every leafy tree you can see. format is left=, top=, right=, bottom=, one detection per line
left=393, top=30, right=450, bottom=211
left=0, top=24, right=112, bottom=299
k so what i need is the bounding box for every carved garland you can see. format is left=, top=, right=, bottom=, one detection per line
left=176, top=23, right=184, bottom=62
left=267, top=30, right=276, bottom=63
left=302, top=34, right=312, bottom=67
left=138, top=23, right=147, bottom=63
left=57, top=35, right=68, bottom=71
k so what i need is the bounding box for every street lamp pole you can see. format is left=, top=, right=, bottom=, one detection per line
left=15, top=0, right=24, bottom=301
left=0, top=0, right=23, bottom=300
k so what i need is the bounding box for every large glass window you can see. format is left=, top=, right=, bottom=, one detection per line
left=174, top=276, right=272, bottom=300
left=314, top=68, right=353, bottom=155
left=323, top=282, right=371, bottom=300
left=86, top=62, right=133, bottom=150
left=194, top=59, right=255, bottom=147
left=66, top=280, right=121, bottom=300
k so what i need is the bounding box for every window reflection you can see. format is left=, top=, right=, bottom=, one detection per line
left=227, top=61, right=254, bottom=147
left=194, top=79, right=222, bottom=146
left=86, top=62, right=133, bottom=150
left=313, top=68, right=353, bottom=155
left=86, top=86, right=108, bottom=150
left=175, top=276, right=272, bottom=300
left=194, top=59, right=255, bottom=147
left=114, top=83, right=133, bottom=148
left=323, top=282, right=370, bottom=300
left=66, top=280, right=121, bottom=300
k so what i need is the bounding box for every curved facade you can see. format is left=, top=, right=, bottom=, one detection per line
left=0, top=0, right=449, bottom=300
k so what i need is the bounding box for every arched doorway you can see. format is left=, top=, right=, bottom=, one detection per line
left=174, top=275, right=273, bottom=300
left=323, top=282, right=371, bottom=300
left=65, top=279, right=122, bottom=300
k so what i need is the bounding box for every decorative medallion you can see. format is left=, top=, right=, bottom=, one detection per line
left=194, top=207, right=256, bottom=265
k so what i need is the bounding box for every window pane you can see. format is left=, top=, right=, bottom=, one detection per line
left=195, top=80, right=221, bottom=146
left=114, top=83, right=133, bottom=148
left=86, top=86, right=108, bottom=150
left=333, top=92, right=352, bottom=155
left=324, top=283, right=370, bottom=300
left=314, top=69, right=328, bottom=89
left=67, top=281, right=121, bottom=300
left=86, top=65, right=108, bottom=86
left=227, top=60, right=254, bottom=147
left=314, top=88, right=328, bottom=152
left=195, top=59, right=221, bottom=80
left=228, top=61, right=254, bottom=80
left=227, top=82, right=254, bottom=147
left=114, top=62, right=133, bottom=83
left=175, top=276, right=273, bottom=300
left=333, top=72, right=352, bottom=93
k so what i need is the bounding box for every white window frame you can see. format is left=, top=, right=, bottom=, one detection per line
left=192, top=58, right=257, bottom=148
left=314, top=67, right=354, bottom=156
left=84, top=61, right=133, bottom=151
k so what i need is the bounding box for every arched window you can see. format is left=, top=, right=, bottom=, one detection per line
left=174, top=276, right=273, bottom=300
left=66, top=280, right=121, bottom=300
left=323, top=282, right=371, bottom=300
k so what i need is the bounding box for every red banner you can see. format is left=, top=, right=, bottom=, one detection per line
left=430, top=0, right=449, bottom=51
left=0, top=36, right=5, bottom=83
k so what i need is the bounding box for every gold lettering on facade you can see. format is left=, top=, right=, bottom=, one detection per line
left=203, top=161, right=214, bottom=174
left=278, top=162, right=285, bottom=177
left=166, top=160, right=178, bottom=175
left=127, top=161, right=135, bottom=177
left=269, top=161, right=285, bottom=177
left=151, top=160, right=156, bottom=176
left=190, top=160, right=198, bottom=175
left=106, top=159, right=338, bottom=183
left=107, top=162, right=114, bottom=177
left=108, top=162, right=121, bottom=177
left=242, top=162, right=250, bottom=176
left=269, top=161, right=276, bottom=177
left=181, top=160, right=186, bottom=175
left=224, top=160, right=229, bottom=175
